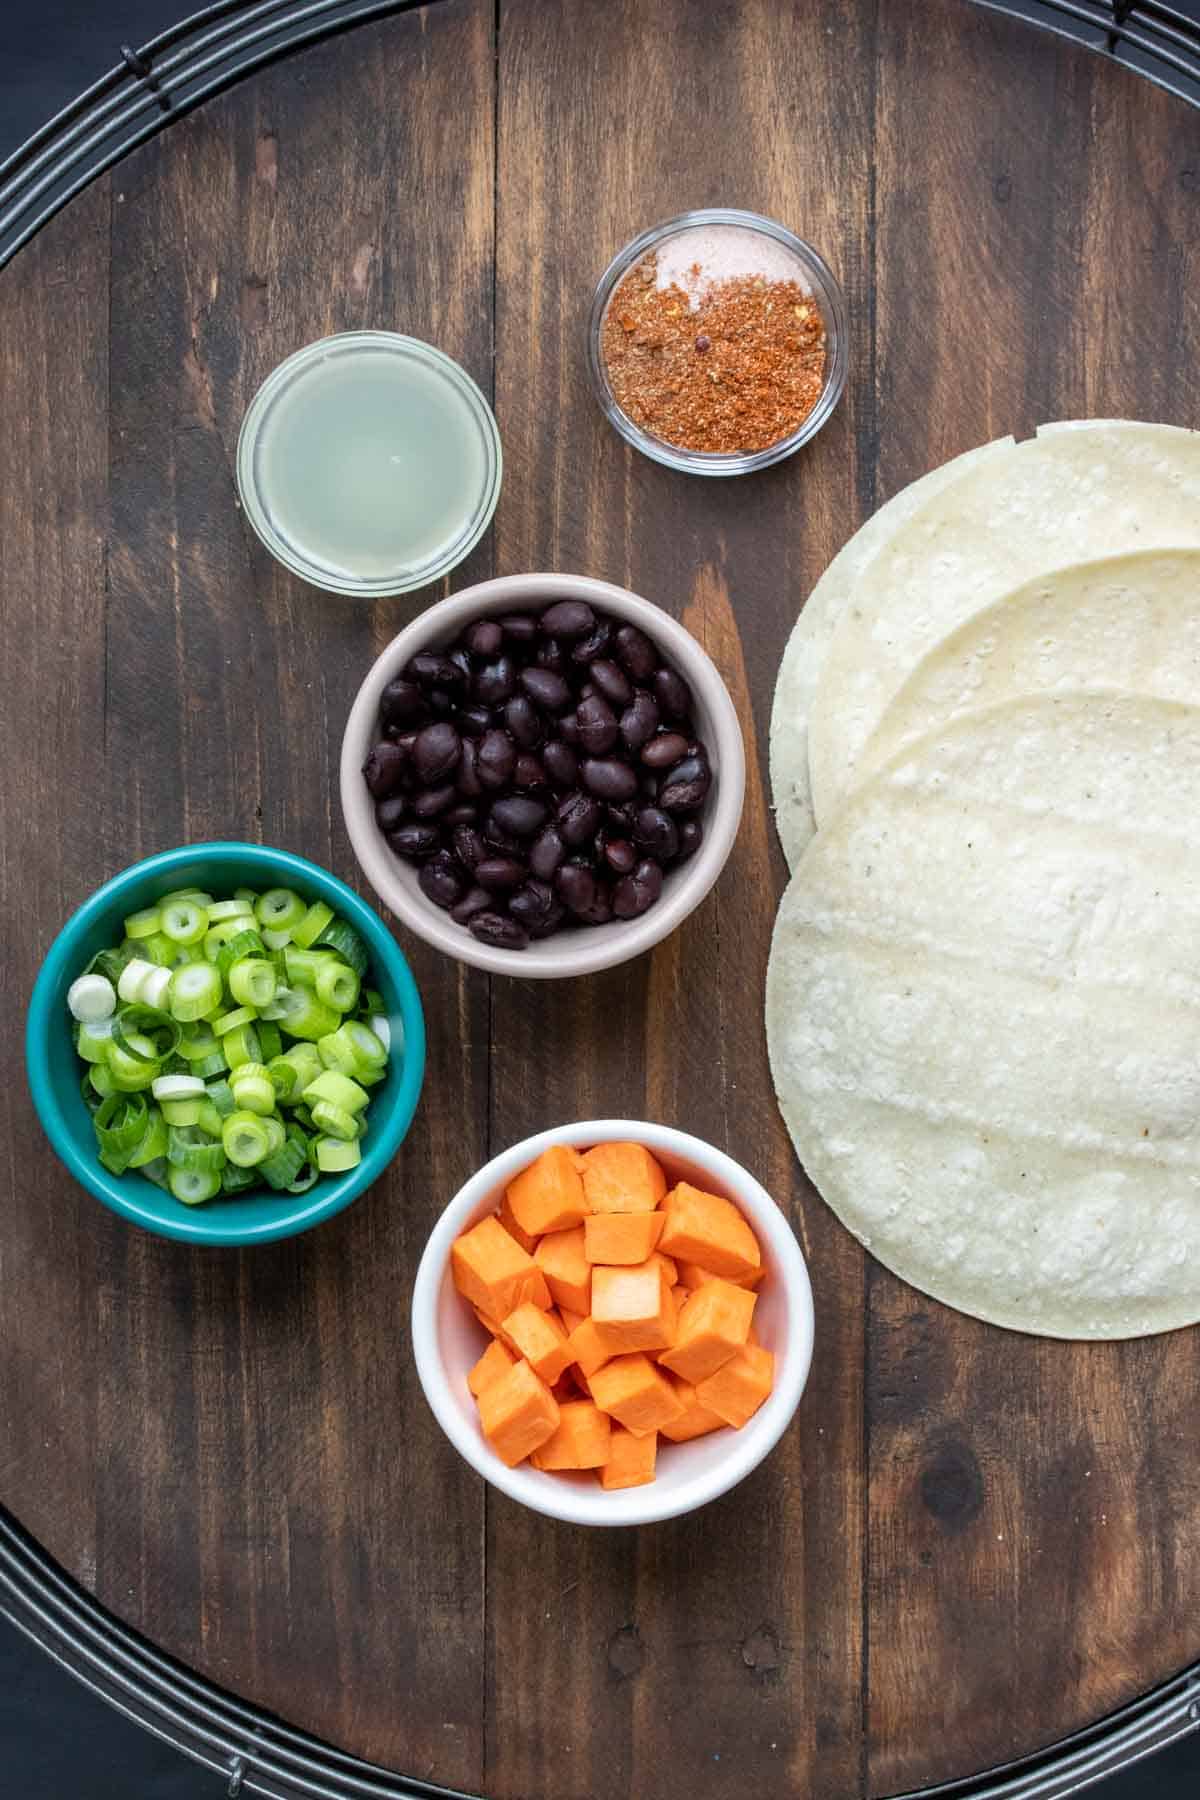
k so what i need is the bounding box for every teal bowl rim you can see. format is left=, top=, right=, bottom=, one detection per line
left=25, top=842, right=426, bottom=1246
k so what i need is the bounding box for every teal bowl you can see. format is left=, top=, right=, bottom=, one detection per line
left=25, top=843, right=426, bottom=1246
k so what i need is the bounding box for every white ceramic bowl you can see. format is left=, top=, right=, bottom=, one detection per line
left=411, top=1121, right=814, bottom=1527
left=339, top=575, right=745, bottom=977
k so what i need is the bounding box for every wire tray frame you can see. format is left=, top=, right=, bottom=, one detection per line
left=2, top=0, right=1200, bottom=1795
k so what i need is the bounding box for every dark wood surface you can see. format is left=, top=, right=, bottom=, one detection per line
left=2, top=2, right=1199, bottom=1796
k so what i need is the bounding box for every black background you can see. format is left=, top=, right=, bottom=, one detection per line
left=1, top=3, right=1199, bottom=1795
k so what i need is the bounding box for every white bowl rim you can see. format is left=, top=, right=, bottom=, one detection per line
left=339, top=574, right=746, bottom=978
left=410, top=1119, right=814, bottom=1527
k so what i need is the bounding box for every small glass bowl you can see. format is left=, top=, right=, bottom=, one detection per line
left=587, top=207, right=848, bottom=477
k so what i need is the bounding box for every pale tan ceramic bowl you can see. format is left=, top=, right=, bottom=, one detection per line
left=340, top=575, right=745, bottom=977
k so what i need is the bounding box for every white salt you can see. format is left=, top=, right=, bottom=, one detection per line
left=654, top=225, right=810, bottom=312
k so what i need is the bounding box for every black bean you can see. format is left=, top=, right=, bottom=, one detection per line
left=363, top=740, right=407, bottom=799
left=641, top=730, right=690, bottom=769
left=408, top=651, right=464, bottom=689
left=556, top=862, right=597, bottom=915
left=443, top=802, right=478, bottom=827
left=386, top=822, right=441, bottom=861
left=530, top=827, right=567, bottom=881
left=571, top=620, right=612, bottom=664
left=380, top=677, right=427, bottom=729
left=375, top=794, right=408, bottom=833
left=508, top=879, right=558, bottom=929
left=659, top=754, right=711, bottom=813
left=577, top=879, right=614, bottom=926
left=427, top=687, right=454, bottom=718
left=559, top=712, right=581, bottom=746
left=469, top=911, right=529, bottom=950
left=674, top=819, right=704, bottom=863
left=464, top=618, right=503, bottom=658
left=413, top=721, right=461, bottom=784
left=477, top=728, right=516, bottom=789
left=576, top=693, right=619, bottom=755
left=475, top=856, right=527, bottom=893
left=613, top=859, right=664, bottom=919
left=451, top=885, right=492, bottom=926
left=504, top=694, right=542, bottom=748
left=603, top=837, right=637, bottom=876
left=619, top=689, right=659, bottom=751
left=448, top=647, right=473, bottom=685
left=456, top=704, right=493, bottom=739
left=590, top=659, right=633, bottom=708
left=452, top=825, right=487, bottom=871
left=419, top=852, right=466, bottom=910
left=605, top=801, right=637, bottom=833
left=474, top=656, right=517, bottom=705
left=491, top=795, right=548, bottom=838
left=519, top=666, right=572, bottom=713
left=633, top=805, right=678, bottom=860
left=499, top=613, right=538, bottom=645
left=527, top=900, right=567, bottom=939
left=640, top=770, right=660, bottom=799
left=513, top=753, right=547, bottom=790
left=542, top=740, right=578, bottom=788
left=653, top=665, right=692, bottom=720
left=456, top=737, right=482, bottom=797
left=557, top=791, right=602, bottom=846
left=535, top=638, right=566, bottom=675
left=581, top=757, right=639, bottom=802
left=614, top=623, right=657, bottom=682
left=411, top=783, right=458, bottom=819
left=541, top=599, right=595, bottom=639
left=483, top=818, right=522, bottom=855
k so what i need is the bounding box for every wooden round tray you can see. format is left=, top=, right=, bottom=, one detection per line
left=3, top=2, right=1200, bottom=1795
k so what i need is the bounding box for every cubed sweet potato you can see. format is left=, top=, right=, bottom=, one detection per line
left=580, top=1141, right=668, bottom=1214
left=506, top=1145, right=589, bottom=1237
left=583, top=1211, right=664, bottom=1266
left=477, top=1359, right=561, bottom=1466
left=502, top=1302, right=572, bottom=1386
left=589, top=1353, right=686, bottom=1437
left=599, top=1425, right=658, bottom=1490
left=659, top=1376, right=727, bottom=1443
left=591, top=1260, right=677, bottom=1355
left=695, top=1343, right=774, bottom=1429
left=534, top=1225, right=591, bottom=1315
left=566, top=1315, right=614, bottom=1380
left=498, top=1191, right=539, bottom=1256
left=658, top=1278, right=756, bottom=1385
left=657, top=1182, right=762, bottom=1282
left=530, top=1400, right=612, bottom=1471
left=452, top=1215, right=552, bottom=1320
left=467, top=1338, right=517, bottom=1398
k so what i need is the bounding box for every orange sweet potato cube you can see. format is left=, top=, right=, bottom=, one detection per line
left=657, top=1182, right=762, bottom=1282
left=502, top=1302, right=572, bottom=1386
left=473, top=1305, right=506, bottom=1339
left=580, top=1141, right=668, bottom=1214
left=530, top=1400, right=612, bottom=1471
left=559, top=1305, right=587, bottom=1335
left=599, top=1425, right=658, bottom=1490
left=583, top=1211, right=664, bottom=1265
left=659, top=1376, right=727, bottom=1443
left=658, top=1279, right=756, bottom=1385
left=534, top=1225, right=591, bottom=1315
left=452, top=1215, right=552, bottom=1319
left=477, top=1359, right=561, bottom=1466
left=566, top=1315, right=614, bottom=1380
left=506, top=1145, right=589, bottom=1237
left=648, top=1250, right=678, bottom=1285
left=467, top=1337, right=516, bottom=1398
left=695, top=1343, right=775, bottom=1429
left=498, top=1192, right=539, bottom=1256
left=591, top=1260, right=677, bottom=1355
left=678, top=1259, right=765, bottom=1292
left=589, top=1353, right=686, bottom=1437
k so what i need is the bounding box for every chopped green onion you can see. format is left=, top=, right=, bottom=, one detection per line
left=282, top=946, right=331, bottom=989
left=229, top=1063, right=275, bottom=1115
left=316, top=1027, right=363, bottom=1078
left=274, top=987, right=340, bottom=1042
left=151, top=1073, right=204, bottom=1101
left=112, top=1004, right=181, bottom=1064
left=194, top=1100, right=226, bottom=1138
left=205, top=1079, right=236, bottom=1117
left=260, top=926, right=293, bottom=951
left=228, top=957, right=277, bottom=1010
left=255, top=888, right=307, bottom=932
left=161, top=1098, right=203, bottom=1126
left=168, top=1165, right=222, bottom=1205
left=168, top=1125, right=226, bottom=1173
left=291, top=900, right=334, bottom=949
left=286, top=1163, right=320, bottom=1194
left=315, top=918, right=368, bottom=978
left=161, top=887, right=214, bottom=907
left=75, top=1019, right=115, bottom=1063
left=88, top=1063, right=116, bottom=1099
left=213, top=1006, right=257, bottom=1037
left=68, top=974, right=116, bottom=1022
left=357, top=988, right=385, bottom=1019
left=93, top=1092, right=149, bottom=1170
left=216, top=927, right=266, bottom=981
left=88, top=944, right=136, bottom=984
left=207, top=899, right=253, bottom=922
left=310, top=1099, right=358, bottom=1141
left=221, top=1162, right=257, bottom=1194
left=222, top=1023, right=261, bottom=1070
left=315, top=1135, right=362, bottom=1173
left=315, top=961, right=359, bottom=1013
left=127, top=1107, right=169, bottom=1168
left=178, top=1022, right=220, bottom=1060
left=140, top=931, right=183, bottom=968
left=189, top=1051, right=228, bottom=1080
left=117, top=958, right=156, bottom=1004
left=222, top=1111, right=272, bottom=1167
left=160, top=899, right=208, bottom=945
left=169, top=960, right=223, bottom=1022
left=256, top=1021, right=282, bottom=1063
left=141, top=1157, right=170, bottom=1190
left=258, top=1137, right=307, bottom=1190
left=123, top=906, right=162, bottom=940
left=203, top=918, right=246, bottom=960
left=302, top=1070, right=369, bottom=1114
left=234, top=887, right=259, bottom=906
left=344, top=1019, right=388, bottom=1068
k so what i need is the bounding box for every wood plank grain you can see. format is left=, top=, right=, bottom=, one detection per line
left=489, top=4, right=873, bottom=1797
left=866, top=4, right=1200, bottom=1793
left=6, top=3, right=495, bottom=1784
